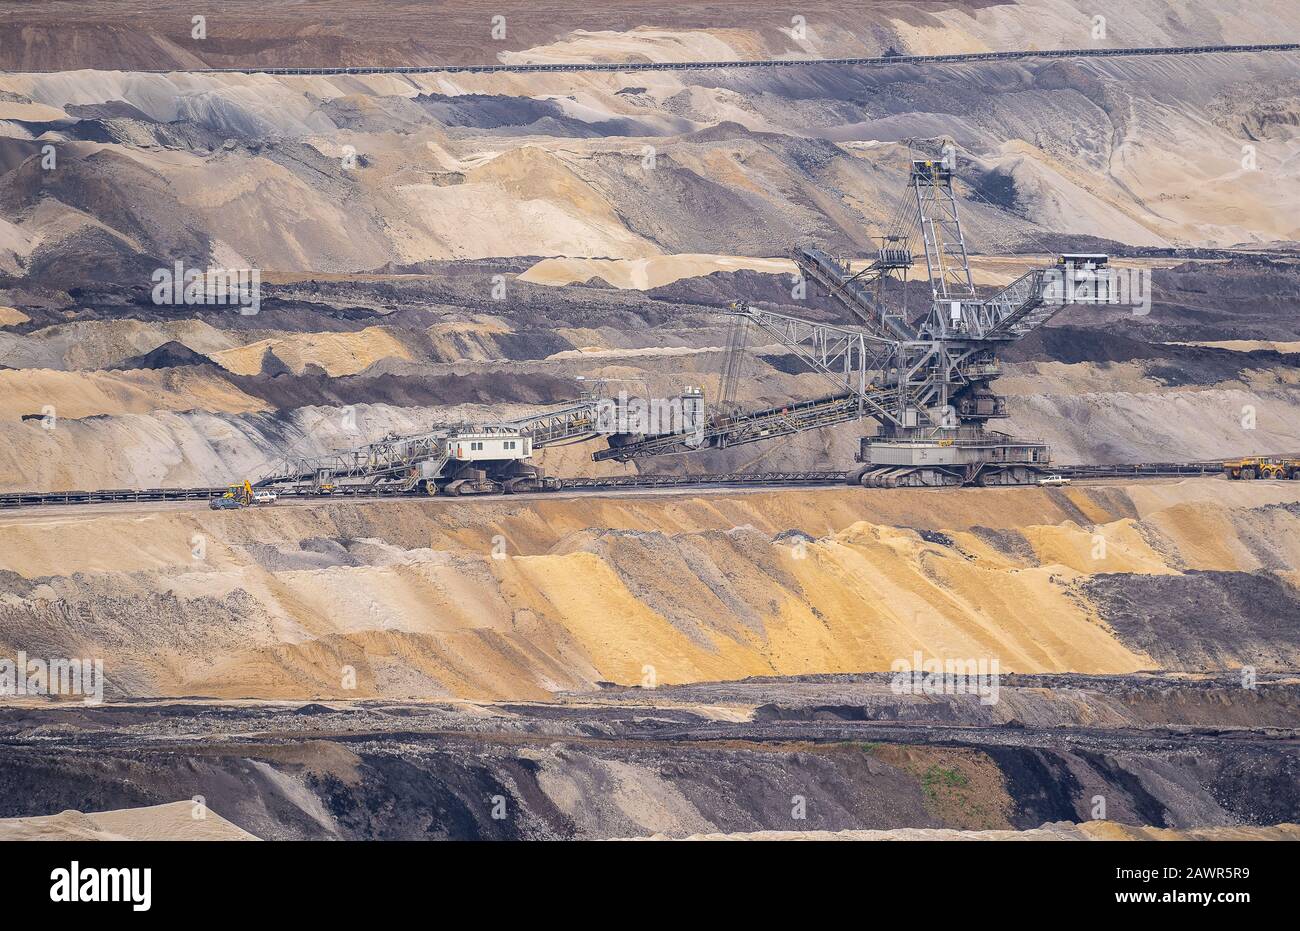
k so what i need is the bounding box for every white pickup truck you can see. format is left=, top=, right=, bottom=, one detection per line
left=1037, top=474, right=1071, bottom=487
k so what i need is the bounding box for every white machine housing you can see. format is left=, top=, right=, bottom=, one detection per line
left=447, top=431, right=531, bottom=462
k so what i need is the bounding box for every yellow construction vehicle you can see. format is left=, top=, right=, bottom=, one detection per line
left=1262, top=461, right=1288, bottom=480
left=214, top=480, right=278, bottom=506
left=1223, top=457, right=1300, bottom=480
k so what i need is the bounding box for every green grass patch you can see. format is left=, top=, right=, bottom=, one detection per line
left=922, top=765, right=969, bottom=797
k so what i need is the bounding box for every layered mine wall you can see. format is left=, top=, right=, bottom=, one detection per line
left=1, top=479, right=1297, bottom=702
left=2, top=678, right=1297, bottom=839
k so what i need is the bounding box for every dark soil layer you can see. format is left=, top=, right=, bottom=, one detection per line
left=1084, top=570, right=1300, bottom=669
left=113, top=340, right=215, bottom=369
left=0, top=673, right=1295, bottom=839
left=231, top=370, right=580, bottom=408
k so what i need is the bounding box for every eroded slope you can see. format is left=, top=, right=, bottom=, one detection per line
left=1, top=480, right=1296, bottom=701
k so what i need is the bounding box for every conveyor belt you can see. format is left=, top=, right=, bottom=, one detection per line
left=19, top=43, right=1297, bottom=76
left=0, top=459, right=1278, bottom=509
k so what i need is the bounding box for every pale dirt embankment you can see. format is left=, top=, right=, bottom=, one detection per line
left=0, top=367, right=268, bottom=421
left=0, top=802, right=258, bottom=841
left=209, top=326, right=415, bottom=377
left=0, top=478, right=1296, bottom=703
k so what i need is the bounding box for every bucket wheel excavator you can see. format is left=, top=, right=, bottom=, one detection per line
left=595, top=156, right=1115, bottom=487
left=249, top=157, right=1114, bottom=497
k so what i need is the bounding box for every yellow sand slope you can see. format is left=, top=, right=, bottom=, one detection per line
left=0, top=480, right=1294, bottom=702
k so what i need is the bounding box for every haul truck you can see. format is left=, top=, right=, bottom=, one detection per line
left=1223, top=457, right=1300, bottom=480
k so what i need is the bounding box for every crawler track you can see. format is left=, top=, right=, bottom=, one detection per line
left=0, top=472, right=847, bottom=508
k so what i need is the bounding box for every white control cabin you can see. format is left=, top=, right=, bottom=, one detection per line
left=447, top=432, right=531, bottom=462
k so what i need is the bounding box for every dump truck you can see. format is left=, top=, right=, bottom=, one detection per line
left=1223, top=457, right=1300, bottom=480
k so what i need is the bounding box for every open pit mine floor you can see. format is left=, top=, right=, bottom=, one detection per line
left=1, top=477, right=1298, bottom=839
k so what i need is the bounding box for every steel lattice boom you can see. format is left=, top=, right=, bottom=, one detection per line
left=604, top=156, right=1117, bottom=487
